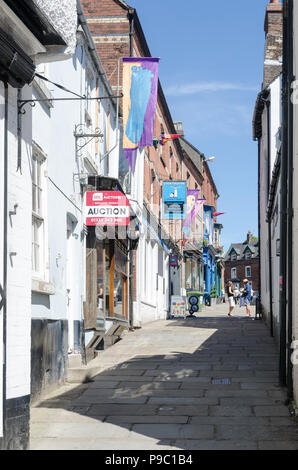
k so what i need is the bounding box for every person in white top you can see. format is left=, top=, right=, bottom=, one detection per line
left=227, top=281, right=235, bottom=317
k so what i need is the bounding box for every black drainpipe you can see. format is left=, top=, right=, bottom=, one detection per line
left=257, top=138, right=262, bottom=315
left=128, top=9, right=134, bottom=329
left=279, top=0, right=290, bottom=387
left=287, top=0, right=294, bottom=401
left=128, top=10, right=135, bottom=58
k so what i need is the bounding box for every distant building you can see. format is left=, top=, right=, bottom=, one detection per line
left=224, top=231, right=260, bottom=297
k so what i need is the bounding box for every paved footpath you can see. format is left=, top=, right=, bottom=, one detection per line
left=30, top=304, right=298, bottom=450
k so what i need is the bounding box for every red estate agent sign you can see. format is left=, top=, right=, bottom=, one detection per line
left=85, top=191, right=130, bottom=226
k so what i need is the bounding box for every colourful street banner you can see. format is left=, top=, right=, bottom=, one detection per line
left=160, top=134, right=183, bottom=145
left=123, top=57, right=159, bottom=173
left=183, top=190, right=206, bottom=238
left=213, top=212, right=226, bottom=217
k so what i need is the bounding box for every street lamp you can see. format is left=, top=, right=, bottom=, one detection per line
left=205, top=156, right=215, bottom=162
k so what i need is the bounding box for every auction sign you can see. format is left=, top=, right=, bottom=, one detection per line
left=85, top=191, right=130, bottom=226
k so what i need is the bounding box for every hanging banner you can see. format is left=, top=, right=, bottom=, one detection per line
left=159, top=134, right=183, bottom=146
left=162, top=181, right=186, bottom=220
left=183, top=190, right=206, bottom=238
left=123, top=57, right=159, bottom=173
left=85, top=191, right=130, bottom=226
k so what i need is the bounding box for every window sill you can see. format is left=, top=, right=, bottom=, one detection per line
left=32, top=278, right=55, bottom=295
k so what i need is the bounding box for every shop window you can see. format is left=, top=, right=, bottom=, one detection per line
left=96, top=241, right=105, bottom=326
left=186, top=258, right=192, bottom=290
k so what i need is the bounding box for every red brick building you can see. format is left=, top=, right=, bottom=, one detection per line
left=81, top=0, right=208, bottom=321
left=224, top=231, right=260, bottom=296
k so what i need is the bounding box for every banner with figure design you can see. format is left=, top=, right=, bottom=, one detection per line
left=123, top=57, right=159, bottom=173
left=183, top=190, right=206, bottom=239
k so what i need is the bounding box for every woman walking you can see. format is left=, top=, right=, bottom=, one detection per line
left=227, top=281, right=235, bottom=317
left=241, top=279, right=252, bottom=317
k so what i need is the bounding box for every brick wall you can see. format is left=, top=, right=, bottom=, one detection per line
left=224, top=258, right=260, bottom=292
left=263, top=1, right=283, bottom=88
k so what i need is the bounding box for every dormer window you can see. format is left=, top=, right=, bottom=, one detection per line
left=245, top=252, right=252, bottom=260
left=231, top=253, right=237, bottom=261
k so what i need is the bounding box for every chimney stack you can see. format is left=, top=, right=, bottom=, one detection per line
left=246, top=231, right=253, bottom=245
left=174, top=121, right=184, bottom=136
left=263, top=0, right=283, bottom=89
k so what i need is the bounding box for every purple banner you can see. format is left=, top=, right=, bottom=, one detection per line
left=123, top=58, right=159, bottom=173
left=183, top=190, right=205, bottom=238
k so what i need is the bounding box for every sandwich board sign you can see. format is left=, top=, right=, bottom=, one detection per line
left=170, top=296, right=186, bottom=319
left=85, top=191, right=130, bottom=226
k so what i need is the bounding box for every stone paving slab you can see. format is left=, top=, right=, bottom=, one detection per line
left=173, top=440, right=258, bottom=450
left=148, top=397, right=219, bottom=406
left=131, top=424, right=215, bottom=440
left=258, top=441, right=298, bottom=450
left=118, top=381, right=181, bottom=389
left=209, top=406, right=254, bottom=417
left=87, top=404, right=159, bottom=416
left=190, top=416, right=271, bottom=425
left=105, top=416, right=189, bottom=424
left=216, top=424, right=298, bottom=441
left=30, top=422, right=132, bottom=439
left=220, top=397, right=284, bottom=406
left=254, top=405, right=292, bottom=417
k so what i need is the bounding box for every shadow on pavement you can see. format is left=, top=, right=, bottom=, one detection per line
left=31, top=314, right=298, bottom=450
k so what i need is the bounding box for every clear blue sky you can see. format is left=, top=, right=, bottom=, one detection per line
left=130, top=0, right=269, bottom=250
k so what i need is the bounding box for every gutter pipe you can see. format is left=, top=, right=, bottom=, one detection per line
left=287, top=0, right=294, bottom=401
left=279, top=0, right=290, bottom=387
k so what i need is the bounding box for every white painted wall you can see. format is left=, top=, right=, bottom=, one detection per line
left=259, top=75, right=281, bottom=334
left=6, top=85, right=32, bottom=401
left=0, top=82, right=5, bottom=437
left=31, top=30, right=120, bottom=352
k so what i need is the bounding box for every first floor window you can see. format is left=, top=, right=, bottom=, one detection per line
left=231, top=267, right=237, bottom=279
left=245, top=266, right=252, bottom=278
left=32, top=147, right=46, bottom=277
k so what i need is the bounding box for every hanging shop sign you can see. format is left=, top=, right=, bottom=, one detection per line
left=170, top=254, right=179, bottom=267
left=162, top=181, right=186, bottom=220
left=85, top=191, right=130, bottom=226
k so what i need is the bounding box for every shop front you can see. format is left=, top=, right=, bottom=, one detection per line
left=184, top=243, right=204, bottom=313
left=84, top=177, right=136, bottom=360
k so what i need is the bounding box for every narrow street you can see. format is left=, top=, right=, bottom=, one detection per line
left=30, top=304, right=298, bottom=451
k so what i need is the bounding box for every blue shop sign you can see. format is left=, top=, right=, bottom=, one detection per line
left=162, top=181, right=186, bottom=220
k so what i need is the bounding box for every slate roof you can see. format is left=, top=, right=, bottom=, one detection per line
left=179, top=137, right=204, bottom=179
left=224, top=242, right=259, bottom=261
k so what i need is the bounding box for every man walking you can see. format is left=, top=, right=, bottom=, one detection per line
left=242, top=279, right=252, bottom=317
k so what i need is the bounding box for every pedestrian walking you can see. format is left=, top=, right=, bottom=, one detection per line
left=233, top=286, right=240, bottom=305
left=241, top=279, right=252, bottom=317
left=226, top=281, right=235, bottom=317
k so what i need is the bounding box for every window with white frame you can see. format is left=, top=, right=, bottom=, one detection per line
left=32, top=146, right=47, bottom=278
left=245, top=251, right=252, bottom=260
left=245, top=266, right=252, bottom=278
left=231, top=268, right=237, bottom=279
left=231, top=252, right=237, bottom=261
